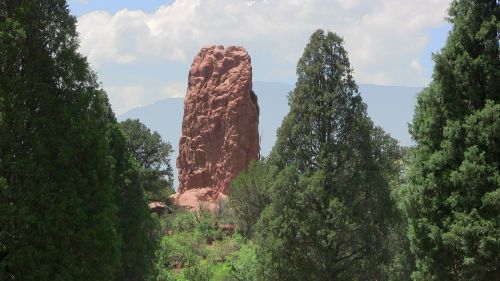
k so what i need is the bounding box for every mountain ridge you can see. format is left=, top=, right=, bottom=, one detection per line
left=118, top=81, right=423, bottom=189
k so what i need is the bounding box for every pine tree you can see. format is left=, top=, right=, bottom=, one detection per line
left=403, top=0, right=500, bottom=280
left=256, top=30, right=398, bottom=281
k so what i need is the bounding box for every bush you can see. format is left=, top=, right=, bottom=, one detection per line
left=156, top=233, right=205, bottom=270
left=207, top=237, right=240, bottom=264
left=229, top=160, right=273, bottom=237
left=169, top=211, right=198, bottom=233
left=154, top=206, right=250, bottom=281
left=225, top=241, right=259, bottom=281
left=193, top=212, right=225, bottom=244
left=182, top=262, right=213, bottom=281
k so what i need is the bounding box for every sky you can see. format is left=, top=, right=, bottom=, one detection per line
left=68, top=0, right=452, bottom=115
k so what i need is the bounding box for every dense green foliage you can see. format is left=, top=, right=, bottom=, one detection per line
left=385, top=147, right=416, bottom=281
left=254, top=29, right=399, bottom=281
left=0, top=1, right=119, bottom=279
left=0, top=177, right=7, bottom=275
left=403, top=0, right=500, bottom=280
left=229, top=160, right=272, bottom=237
left=0, top=1, right=156, bottom=280
left=120, top=118, right=174, bottom=202
left=154, top=208, right=258, bottom=281
left=109, top=124, right=160, bottom=281
left=2, top=0, right=497, bottom=280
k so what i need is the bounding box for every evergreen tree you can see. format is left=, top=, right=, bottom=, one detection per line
left=0, top=1, right=157, bottom=280
left=229, top=160, right=272, bottom=237
left=109, top=123, right=160, bottom=281
left=256, top=30, right=397, bottom=281
left=385, top=146, right=415, bottom=281
left=0, top=94, right=7, bottom=278
left=0, top=177, right=8, bottom=278
left=120, top=119, right=174, bottom=202
left=403, top=0, right=500, bottom=280
left=0, top=1, right=120, bottom=279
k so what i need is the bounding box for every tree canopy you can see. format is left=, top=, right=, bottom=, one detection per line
left=2, top=1, right=498, bottom=280
left=120, top=118, right=174, bottom=202
left=255, top=29, right=399, bottom=281
left=229, top=160, right=272, bottom=237
left=0, top=1, right=156, bottom=280
left=403, top=0, right=500, bottom=280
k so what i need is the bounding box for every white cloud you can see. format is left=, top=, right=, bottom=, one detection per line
left=76, top=0, right=451, bottom=113
left=164, top=81, right=187, bottom=98
left=410, top=59, right=423, bottom=74
left=77, top=10, right=152, bottom=66
left=105, top=80, right=186, bottom=115
left=338, top=0, right=360, bottom=10
left=106, top=85, right=146, bottom=115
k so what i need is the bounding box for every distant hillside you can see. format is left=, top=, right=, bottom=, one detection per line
left=118, top=81, right=423, bottom=188
left=359, top=83, right=422, bottom=145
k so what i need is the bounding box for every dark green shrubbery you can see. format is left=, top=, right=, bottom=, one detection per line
left=229, top=160, right=273, bottom=238
left=0, top=2, right=157, bottom=280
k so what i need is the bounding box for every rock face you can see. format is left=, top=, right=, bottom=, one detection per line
left=174, top=45, right=259, bottom=210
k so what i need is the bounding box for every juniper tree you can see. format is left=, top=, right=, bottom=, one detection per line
left=0, top=1, right=120, bottom=279
left=109, top=123, right=160, bottom=281
left=229, top=160, right=273, bottom=237
left=0, top=1, right=157, bottom=280
left=403, top=0, right=500, bottom=280
left=256, top=30, right=398, bottom=281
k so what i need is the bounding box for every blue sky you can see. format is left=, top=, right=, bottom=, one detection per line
left=69, top=0, right=175, bottom=16
left=68, top=0, right=452, bottom=114
left=421, top=23, right=452, bottom=81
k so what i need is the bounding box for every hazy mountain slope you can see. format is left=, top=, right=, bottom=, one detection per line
left=118, top=81, right=423, bottom=188
left=359, top=84, right=420, bottom=146
left=119, top=97, right=184, bottom=154
left=252, top=82, right=292, bottom=157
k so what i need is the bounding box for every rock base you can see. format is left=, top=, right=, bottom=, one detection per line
left=170, top=188, right=227, bottom=212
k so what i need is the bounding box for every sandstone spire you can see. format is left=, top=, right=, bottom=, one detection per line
left=173, top=45, right=259, bottom=210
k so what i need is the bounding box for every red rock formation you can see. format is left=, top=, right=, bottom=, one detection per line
left=173, top=45, right=259, bottom=210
